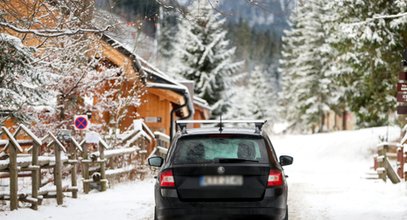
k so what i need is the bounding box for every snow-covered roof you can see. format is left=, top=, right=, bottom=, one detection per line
left=101, top=34, right=187, bottom=91
left=99, top=34, right=146, bottom=84
left=193, top=96, right=211, bottom=110
left=100, top=33, right=194, bottom=119
left=93, top=9, right=155, bottom=58
left=146, top=82, right=186, bottom=92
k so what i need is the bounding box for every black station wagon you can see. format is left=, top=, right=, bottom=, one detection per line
left=148, top=120, right=293, bottom=220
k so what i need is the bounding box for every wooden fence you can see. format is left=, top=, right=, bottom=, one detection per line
left=148, top=131, right=170, bottom=159
left=373, top=142, right=406, bottom=184
left=0, top=121, right=157, bottom=211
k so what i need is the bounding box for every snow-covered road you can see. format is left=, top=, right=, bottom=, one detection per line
left=1, top=127, right=407, bottom=220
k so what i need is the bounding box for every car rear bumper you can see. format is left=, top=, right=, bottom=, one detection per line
left=155, top=188, right=287, bottom=220
left=156, top=206, right=286, bottom=220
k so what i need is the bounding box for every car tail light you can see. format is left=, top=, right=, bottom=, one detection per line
left=160, top=169, right=175, bottom=187
left=267, top=169, right=283, bottom=187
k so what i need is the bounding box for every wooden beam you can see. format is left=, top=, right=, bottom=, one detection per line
left=54, top=141, right=63, bottom=205
left=48, top=132, right=66, bottom=153
left=147, top=88, right=184, bottom=105
left=19, top=124, right=42, bottom=146
left=31, top=142, right=40, bottom=210
left=9, top=138, right=18, bottom=210
left=384, top=157, right=401, bottom=184
left=70, top=136, right=83, bottom=152
left=2, top=127, right=23, bottom=153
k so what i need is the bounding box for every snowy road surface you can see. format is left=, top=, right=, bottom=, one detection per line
left=1, top=127, right=407, bottom=220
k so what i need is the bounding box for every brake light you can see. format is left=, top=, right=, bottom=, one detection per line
left=267, top=169, right=283, bottom=187
left=160, top=169, right=175, bottom=187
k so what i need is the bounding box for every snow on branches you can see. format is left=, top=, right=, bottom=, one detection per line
left=280, top=0, right=407, bottom=130
left=0, top=0, right=144, bottom=134
left=0, top=33, right=48, bottom=123
left=171, top=1, right=242, bottom=117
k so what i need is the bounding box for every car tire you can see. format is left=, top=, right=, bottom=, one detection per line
left=154, top=207, right=158, bottom=220
left=284, top=207, right=288, bottom=220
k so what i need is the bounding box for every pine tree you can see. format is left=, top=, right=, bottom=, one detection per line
left=280, top=0, right=339, bottom=132
left=172, top=1, right=241, bottom=117
left=0, top=34, right=47, bottom=124
left=248, top=67, right=277, bottom=120
left=331, top=0, right=407, bottom=127
left=157, top=8, right=179, bottom=70
left=224, top=66, right=278, bottom=122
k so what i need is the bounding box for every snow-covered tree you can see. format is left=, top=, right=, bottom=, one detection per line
left=36, top=35, right=105, bottom=130
left=0, top=33, right=48, bottom=124
left=224, top=66, right=278, bottom=123
left=92, top=61, right=145, bottom=133
left=172, top=1, right=242, bottom=117
left=247, top=67, right=278, bottom=120
left=35, top=33, right=145, bottom=134
left=0, top=0, right=144, bottom=134
left=280, top=0, right=339, bottom=132
left=158, top=9, right=178, bottom=62
left=331, top=0, right=407, bottom=127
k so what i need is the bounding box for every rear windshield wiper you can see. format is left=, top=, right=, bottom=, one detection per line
left=217, top=158, right=259, bottom=163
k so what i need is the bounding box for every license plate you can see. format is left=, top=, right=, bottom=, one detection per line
left=200, top=175, right=243, bottom=186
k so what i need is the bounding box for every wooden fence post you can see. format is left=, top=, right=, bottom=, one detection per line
left=2, top=127, right=23, bottom=211
left=9, top=141, right=18, bottom=210
left=54, top=142, right=63, bottom=205
left=405, top=151, right=407, bottom=181
left=31, top=142, right=40, bottom=210
left=70, top=137, right=83, bottom=198
left=17, top=124, right=42, bottom=209
left=82, top=144, right=90, bottom=194
left=70, top=147, right=78, bottom=198
left=49, top=132, right=66, bottom=205
left=99, top=144, right=107, bottom=192
left=397, top=146, right=404, bottom=179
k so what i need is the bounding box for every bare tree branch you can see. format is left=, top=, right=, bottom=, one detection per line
left=347, top=12, right=407, bottom=26
left=0, top=22, right=111, bottom=37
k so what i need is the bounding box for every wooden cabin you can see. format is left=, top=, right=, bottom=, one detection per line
left=99, top=34, right=211, bottom=137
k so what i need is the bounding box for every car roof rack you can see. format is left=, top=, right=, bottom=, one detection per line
left=176, top=119, right=267, bottom=134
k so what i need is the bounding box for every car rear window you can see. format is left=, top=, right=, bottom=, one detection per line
left=172, top=134, right=270, bottom=164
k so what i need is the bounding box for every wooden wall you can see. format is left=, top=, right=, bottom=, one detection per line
left=193, top=105, right=210, bottom=128
left=137, top=89, right=178, bottom=135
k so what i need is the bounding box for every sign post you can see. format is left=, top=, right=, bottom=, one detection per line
left=397, top=50, right=407, bottom=115
left=74, top=115, right=90, bottom=131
